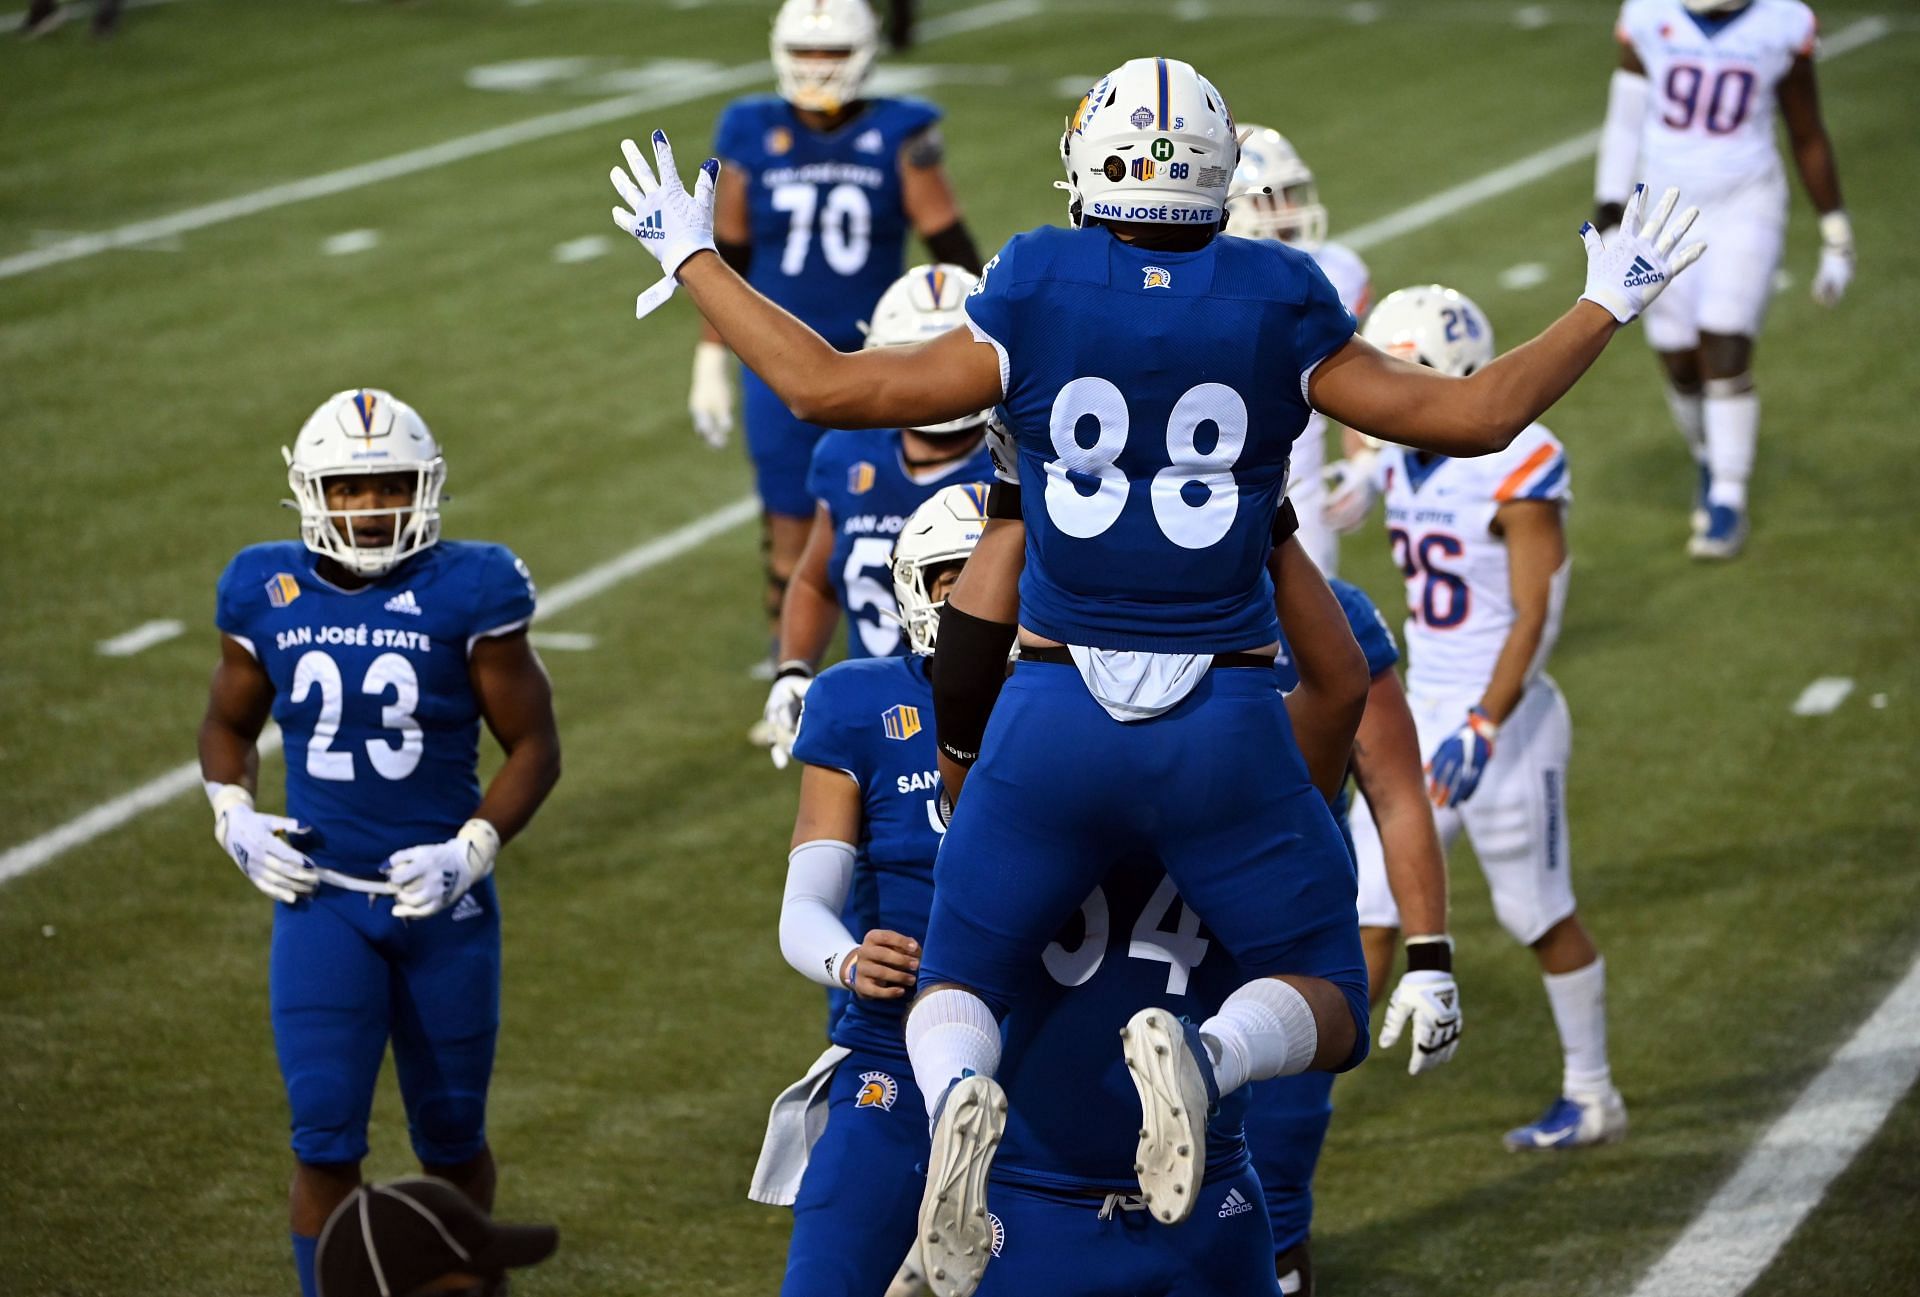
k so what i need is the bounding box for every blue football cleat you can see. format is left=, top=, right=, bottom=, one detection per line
left=1688, top=503, right=1748, bottom=560
left=1503, top=1090, right=1628, bottom=1151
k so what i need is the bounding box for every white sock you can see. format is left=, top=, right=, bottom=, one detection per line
left=1543, top=957, right=1613, bottom=1098
left=904, top=988, right=1002, bottom=1125
left=1663, top=383, right=1707, bottom=464
left=1703, top=379, right=1758, bottom=510
left=1196, top=978, right=1318, bottom=1099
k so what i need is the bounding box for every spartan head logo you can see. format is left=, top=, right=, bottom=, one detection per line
left=855, top=1071, right=899, bottom=1112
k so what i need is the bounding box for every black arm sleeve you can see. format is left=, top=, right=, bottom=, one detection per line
left=985, top=481, right=1022, bottom=519
left=931, top=605, right=1017, bottom=767
left=922, top=221, right=984, bottom=275
left=716, top=238, right=751, bottom=277
left=1271, top=497, right=1300, bottom=545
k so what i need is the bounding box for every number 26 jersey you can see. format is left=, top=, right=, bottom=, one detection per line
left=963, top=225, right=1355, bottom=653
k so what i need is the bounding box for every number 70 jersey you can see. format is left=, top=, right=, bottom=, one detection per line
left=1375, top=426, right=1571, bottom=699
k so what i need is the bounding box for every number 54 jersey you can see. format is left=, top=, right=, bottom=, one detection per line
left=1376, top=426, right=1570, bottom=700
left=215, top=540, right=537, bottom=877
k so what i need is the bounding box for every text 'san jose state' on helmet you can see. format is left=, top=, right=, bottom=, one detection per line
left=1058, top=57, right=1238, bottom=229
left=1360, top=285, right=1496, bottom=379
left=282, top=388, right=447, bottom=578
left=772, top=0, right=879, bottom=115
left=862, top=263, right=989, bottom=436
left=1225, top=124, right=1327, bottom=248
left=891, top=482, right=990, bottom=656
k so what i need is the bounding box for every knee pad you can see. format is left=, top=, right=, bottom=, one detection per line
left=286, top=1071, right=371, bottom=1164
left=408, top=1089, right=488, bottom=1166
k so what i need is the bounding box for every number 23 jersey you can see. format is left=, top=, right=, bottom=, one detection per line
left=1375, top=425, right=1570, bottom=699
left=963, top=225, right=1356, bottom=653
left=215, top=540, right=537, bottom=876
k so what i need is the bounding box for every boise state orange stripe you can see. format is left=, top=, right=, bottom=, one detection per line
left=1494, top=444, right=1560, bottom=501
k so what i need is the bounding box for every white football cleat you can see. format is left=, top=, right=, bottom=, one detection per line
left=1503, top=1088, right=1628, bottom=1151
left=917, top=1075, right=1007, bottom=1297
left=1121, top=1007, right=1217, bottom=1226
left=1688, top=503, right=1748, bottom=560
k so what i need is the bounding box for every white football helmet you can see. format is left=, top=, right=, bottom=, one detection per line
left=1059, top=57, right=1238, bottom=229
left=1361, top=286, right=1495, bottom=378
left=282, top=388, right=446, bottom=577
left=771, top=0, right=879, bottom=115
left=1226, top=125, right=1327, bottom=248
left=892, top=482, right=990, bottom=656
left=862, top=263, right=989, bottom=436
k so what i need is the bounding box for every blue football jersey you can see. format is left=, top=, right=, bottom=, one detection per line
left=1273, top=577, right=1399, bottom=692
left=963, top=226, right=1356, bottom=652
left=790, top=654, right=945, bottom=1058
left=993, top=856, right=1253, bottom=1194
left=215, top=541, right=537, bottom=878
left=713, top=95, right=941, bottom=351
left=806, top=429, right=996, bottom=660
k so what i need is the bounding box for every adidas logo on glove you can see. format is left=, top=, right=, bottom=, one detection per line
left=1623, top=255, right=1665, bottom=289
left=633, top=210, right=666, bottom=242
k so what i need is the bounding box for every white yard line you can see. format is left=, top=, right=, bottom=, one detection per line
left=1628, top=951, right=1920, bottom=1297
left=1790, top=677, right=1856, bottom=716
left=95, top=618, right=185, bottom=657
left=529, top=631, right=598, bottom=651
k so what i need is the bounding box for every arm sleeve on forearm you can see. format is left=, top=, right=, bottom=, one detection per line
left=716, top=237, right=752, bottom=277
left=779, top=839, right=859, bottom=988
left=1596, top=69, right=1649, bottom=205
left=923, top=221, right=984, bottom=275
left=932, top=605, right=1017, bottom=766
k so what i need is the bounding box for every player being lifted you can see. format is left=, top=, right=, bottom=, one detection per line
left=1334, top=287, right=1626, bottom=1150
left=755, top=484, right=988, bottom=1297
left=1595, top=0, right=1851, bottom=558
left=197, top=390, right=561, bottom=1297
left=761, top=265, right=996, bottom=768
left=1226, top=125, right=1372, bottom=578
left=610, top=53, right=1699, bottom=1296
left=696, top=0, right=981, bottom=670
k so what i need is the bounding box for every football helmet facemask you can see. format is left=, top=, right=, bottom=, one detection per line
left=1361, top=285, right=1495, bottom=379
left=862, top=263, right=989, bottom=436
left=1058, top=57, right=1238, bottom=230
left=892, top=482, right=990, bottom=656
left=1226, top=125, right=1328, bottom=248
left=283, top=388, right=446, bottom=577
left=771, top=0, right=879, bottom=115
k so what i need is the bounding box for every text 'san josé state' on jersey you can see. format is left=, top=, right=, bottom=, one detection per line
left=216, top=541, right=537, bottom=876
left=994, top=856, right=1252, bottom=1194
left=964, top=226, right=1356, bottom=653
left=714, top=95, right=941, bottom=351
left=1617, top=0, right=1815, bottom=193
left=806, top=429, right=996, bottom=660
left=1377, top=426, right=1570, bottom=699
left=790, top=655, right=945, bottom=1058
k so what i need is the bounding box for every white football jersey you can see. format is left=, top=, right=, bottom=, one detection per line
left=1292, top=240, right=1373, bottom=573
left=1309, top=240, right=1372, bottom=319
left=1377, top=425, right=1571, bottom=698
left=1616, top=0, right=1816, bottom=194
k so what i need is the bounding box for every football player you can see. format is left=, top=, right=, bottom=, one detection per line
left=1227, top=125, right=1373, bottom=578
left=1333, top=287, right=1626, bottom=1151
left=197, top=390, right=561, bottom=1297
left=762, top=264, right=996, bottom=767
left=763, top=484, right=988, bottom=1297
left=694, top=0, right=982, bottom=663
left=1595, top=0, right=1851, bottom=558
left=611, top=53, right=1698, bottom=1294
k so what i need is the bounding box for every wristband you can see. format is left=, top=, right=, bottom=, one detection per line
left=1405, top=934, right=1454, bottom=973
left=775, top=660, right=814, bottom=683
left=1818, top=210, right=1853, bottom=252
left=840, top=951, right=860, bottom=990
left=1466, top=706, right=1499, bottom=742
left=206, top=781, right=252, bottom=815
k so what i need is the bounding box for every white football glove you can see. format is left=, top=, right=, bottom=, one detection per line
left=1811, top=211, right=1854, bottom=308
left=689, top=340, right=734, bottom=449
left=385, top=819, right=499, bottom=919
left=985, top=410, right=1019, bottom=486
left=610, top=130, right=719, bottom=321
left=209, top=782, right=318, bottom=904
left=1577, top=184, right=1704, bottom=323
left=764, top=663, right=813, bottom=770
left=1321, top=450, right=1380, bottom=534
left=1378, top=969, right=1463, bottom=1075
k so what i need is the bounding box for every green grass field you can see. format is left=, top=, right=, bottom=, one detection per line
left=3, top=1, right=1917, bottom=1293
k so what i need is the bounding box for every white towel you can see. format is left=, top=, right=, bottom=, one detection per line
left=1066, top=646, right=1212, bottom=722
left=747, top=1044, right=851, bottom=1206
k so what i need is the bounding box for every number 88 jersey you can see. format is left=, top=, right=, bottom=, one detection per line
left=1375, top=426, right=1571, bottom=699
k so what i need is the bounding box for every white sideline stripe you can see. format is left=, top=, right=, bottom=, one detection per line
left=1790, top=676, right=1855, bottom=716
left=1628, top=951, right=1920, bottom=1297
left=529, top=631, right=598, bottom=651
left=0, top=11, right=1892, bottom=886
left=96, top=618, right=185, bottom=657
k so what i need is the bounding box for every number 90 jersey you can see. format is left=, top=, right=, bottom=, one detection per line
left=1375, top=426, right=1571, bottom=699
left=964, top=226, right=1356, bottom=652
left=215, top=540, right=537, bottom=877
left=714, top=95, right=941, bottom=352
left=1616, top=0, right=1816, bottom=196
